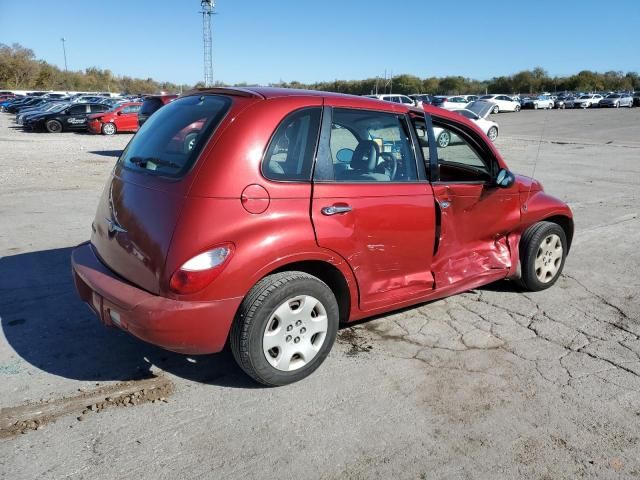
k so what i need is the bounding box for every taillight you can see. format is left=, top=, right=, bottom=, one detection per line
left=169, top=244, right=234, bottom=294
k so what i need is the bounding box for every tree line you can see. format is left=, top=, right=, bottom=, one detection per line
left=2, top=43, right=639, bottom=95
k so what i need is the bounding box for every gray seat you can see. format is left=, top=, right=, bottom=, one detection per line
left=342, top=140, right=390, bottom=182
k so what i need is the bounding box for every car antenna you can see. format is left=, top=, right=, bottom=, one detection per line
left=524, top=105, right=551, bottom=211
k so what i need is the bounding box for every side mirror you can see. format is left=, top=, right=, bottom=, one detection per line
left=117, top=111, right=123, bottom=115
left=336, top=148, right=354, bottom=164
left=495, top=168, right=515, bottom=188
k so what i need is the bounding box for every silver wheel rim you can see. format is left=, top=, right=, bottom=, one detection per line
left=262, top=295, right=328, bottom=372
left=535, top=234, right=563, bottom=283
left=104, top=123, right=115, bottom=135
left=488, top=127, right=497, bottom=141
left=438, top=132, right=449, bottom=148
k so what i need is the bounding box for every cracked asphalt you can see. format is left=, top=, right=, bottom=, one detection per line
left=0, top=108, right=639, bottom=479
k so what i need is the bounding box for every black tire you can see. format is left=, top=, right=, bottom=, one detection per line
left=492, top=105, right=499, bottom=114
left=101, top=122, right=117, bottom=135
left=437, top=131, right=451, bottom=148
left=230, top=271, right=339, bottom=386
left=45, top=119, right=63, bottom=133
left=517, top=221, right=567, bottom=291
left=515, top=105, right=521, bottom=112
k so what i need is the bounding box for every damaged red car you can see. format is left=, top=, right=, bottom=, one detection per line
left=87, top=102, right=142, bottom=135
left=72, top=88, right=573, bottom=386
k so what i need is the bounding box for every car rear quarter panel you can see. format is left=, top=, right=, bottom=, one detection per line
left=165, top=95, right=359, bottom=309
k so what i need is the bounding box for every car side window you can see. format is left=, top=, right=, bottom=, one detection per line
left=68, top=105, right=86, bottom=115
left=432, top=121, right=491, bottom=183
left=328, top=108, right=417, bottom=182
left=262, top=107, right=321, bottom=182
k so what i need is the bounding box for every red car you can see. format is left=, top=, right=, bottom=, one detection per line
left=72, top=88, right=573, bottom=386
left=87, top=102, right=142, bottom=135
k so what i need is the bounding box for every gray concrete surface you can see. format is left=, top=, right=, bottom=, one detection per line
left=0, top=108, right=639, bottom=479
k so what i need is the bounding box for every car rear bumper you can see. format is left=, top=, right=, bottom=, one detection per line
left=87, top=121, right=102, bottom=133
left=71, top=242, right=243, bottom=354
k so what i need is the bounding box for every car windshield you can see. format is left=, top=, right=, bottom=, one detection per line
left=579, top=95, right=591, bottom=99
left=607, top=94, right=620, bottom=98
left=119, top=94, right=231, bottom=177
left=456, top=110, right=477, bottom=120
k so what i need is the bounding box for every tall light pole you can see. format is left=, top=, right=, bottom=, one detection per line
left=200, top=0, right=215, bottom=87
left=60, top=37, right=68, bottom=72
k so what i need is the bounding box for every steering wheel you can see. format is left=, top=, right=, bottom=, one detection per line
left=379, top=152, right=398, bottom=180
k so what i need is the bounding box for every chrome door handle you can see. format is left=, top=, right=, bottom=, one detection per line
left=321, top=205, right=352, bottom=216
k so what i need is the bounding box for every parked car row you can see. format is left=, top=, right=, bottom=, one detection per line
left=1, top=92, right=178, bottom=134
left=369, top=90, right=637, bottom=114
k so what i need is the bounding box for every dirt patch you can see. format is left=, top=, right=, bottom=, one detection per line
left=0, top=375, right=174, bottom=438
left=337, top=328, right=373, bottom=356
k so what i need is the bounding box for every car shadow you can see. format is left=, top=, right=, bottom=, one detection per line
left=89, top=150, right=123, bottom=157
left=0, top=247, right=259, bottom=389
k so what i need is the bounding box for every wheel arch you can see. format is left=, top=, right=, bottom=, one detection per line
left=541, top=214, right=574, bottom=252
left=268, top=260, right=352, bottom=324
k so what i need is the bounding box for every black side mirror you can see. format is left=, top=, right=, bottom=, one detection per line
left=495, top=168, right=515, bottom=188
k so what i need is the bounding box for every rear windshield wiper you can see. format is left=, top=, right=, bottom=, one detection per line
left=129, top=156, right=181, bottom=169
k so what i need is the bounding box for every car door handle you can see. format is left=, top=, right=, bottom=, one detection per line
left=321, top=205, right=352, bottom=216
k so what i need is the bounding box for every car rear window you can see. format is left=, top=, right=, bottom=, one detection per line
left=119, top=95, right=231, bottom=177
left=139, top=97, right=164, bottom=116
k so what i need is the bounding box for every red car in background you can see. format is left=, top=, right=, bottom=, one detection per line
left=72, top=88, right=573, bottom=386
left=87, top=102, right=142, bottom=135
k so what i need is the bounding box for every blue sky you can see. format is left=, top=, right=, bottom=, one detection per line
left=1, top=0, right=638, bottom=85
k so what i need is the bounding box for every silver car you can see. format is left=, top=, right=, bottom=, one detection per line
left=599, top=93, right=633, bottom=108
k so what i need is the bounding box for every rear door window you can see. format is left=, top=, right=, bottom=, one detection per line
left=119, top=95, right=231, bottom=177
left=262, top=108, right=321, bottom=181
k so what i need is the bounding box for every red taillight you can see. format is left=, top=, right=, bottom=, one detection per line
left=169, top=244, right=234, bottom=294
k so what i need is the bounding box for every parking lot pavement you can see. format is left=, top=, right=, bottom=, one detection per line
left=1, top=109, right=639, bottom=479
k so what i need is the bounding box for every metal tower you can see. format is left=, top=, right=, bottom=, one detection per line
left=201, top=0, right=215, bottom=87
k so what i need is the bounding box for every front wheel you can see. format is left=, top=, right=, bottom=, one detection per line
left=492, top=105, right=499, bottom=114
left=230, top=272, right=339, bottom=386
left=487, top=126, right=498, bottom=142
left=515, top=105, right=521, bottom=112
left=517, top=221, right=567, bottom=291
left=101, top=122, right=116, bottom=135
left=437, top=131, right=451, bottom=148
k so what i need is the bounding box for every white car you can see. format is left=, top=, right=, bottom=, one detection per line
left=570, top=94, right=604, bottom=108
left=521, top=95, right=555, bottom=109
left=431, top=95, right=470, bottom=111
left=363, top=94, right=416, bottom=107
left=433, top=101, right=499, bottom=147
left=478, top=94, right=521, bottom=113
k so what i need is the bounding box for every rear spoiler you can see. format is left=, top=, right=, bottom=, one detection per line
left=184, top=87, right=265, bottom=99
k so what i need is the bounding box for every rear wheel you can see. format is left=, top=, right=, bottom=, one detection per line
left=437, top=131, right=451, bottom=148
left=45, top=119, right=62, bottom=133
left=230, top=271, right=339, bottom=386
left=487, top=126, right=498, bottom=142
left=492, top=105, right=499, bottom=114
left=515, top=105, right=521, bottom=112
left=183, top=132, right=198, bottom=153
left=101, top=122, right=116, bottom=135
left=518, top=222, right=567, bottom=291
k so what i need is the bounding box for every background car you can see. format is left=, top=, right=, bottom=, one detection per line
left=599, top=93, right=633, bottom=108
left=570, top=94, right=603, bottom=108
left=87, top=102, right=142, bottom=135
left=408, top=94, right=433, bottom=107
left=138, top=94, right=178, bottom=127
left=431, top=95, right=470, bottom=110
left=478, top=94, right=521, bottom=112
left=27, top=103, right=111, bottom=132
left=521, top=95, right=555, bottom=109
left=454, top=101, right=500, bottom=141
left=363, top=94, right=416, bottom=107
